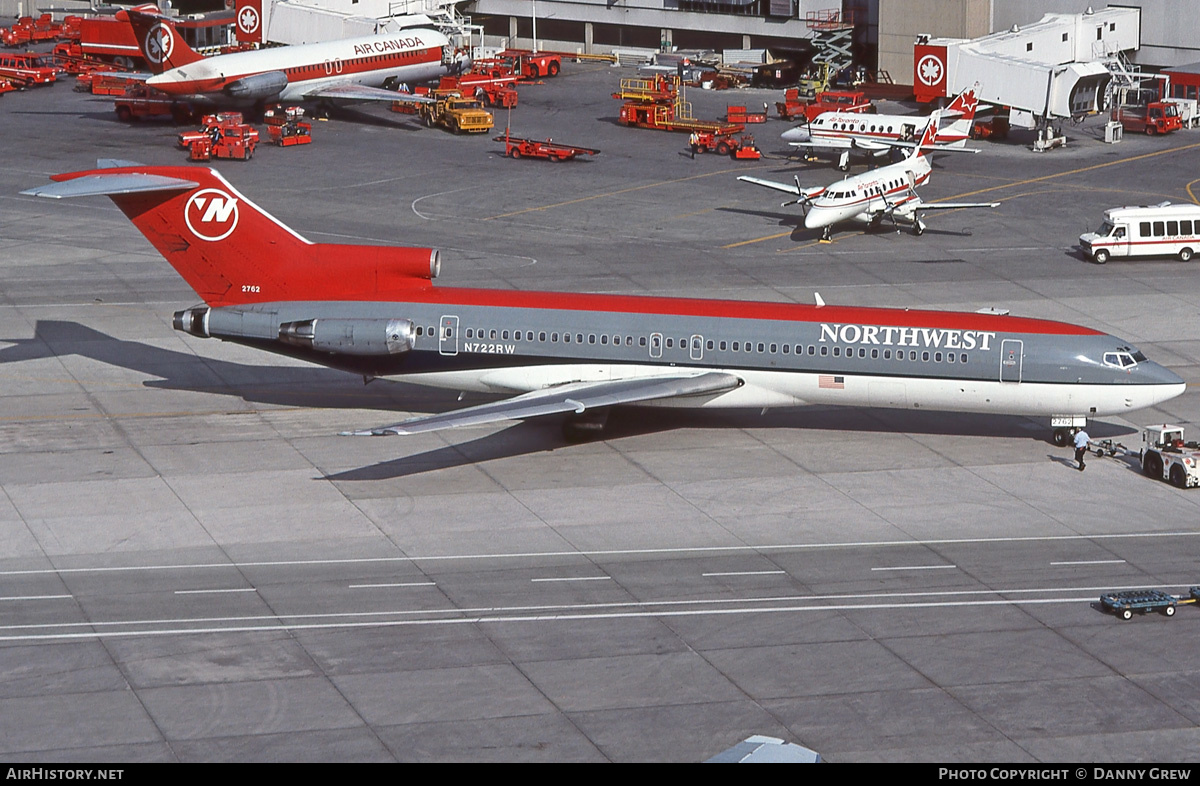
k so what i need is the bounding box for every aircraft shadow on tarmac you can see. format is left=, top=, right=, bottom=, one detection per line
left=2, top=320, right=1138, bottom=480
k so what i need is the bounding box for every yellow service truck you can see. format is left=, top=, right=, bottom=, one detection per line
left=419, top=90, right=494, bottom=134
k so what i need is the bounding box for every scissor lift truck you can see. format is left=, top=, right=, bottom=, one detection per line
left=1140, top=425, right=1200, bottom=489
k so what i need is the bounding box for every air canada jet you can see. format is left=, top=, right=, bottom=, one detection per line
left=782, top=85, right=982, bottom=172
left=21, top=164, right=1185, bottom=447
left=739, top=115, right=1000, bottom=241
left=122, top=6, right=464, bottom=106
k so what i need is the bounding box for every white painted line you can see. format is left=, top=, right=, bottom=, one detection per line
left=531, top=576, right=612, bottom=583
left=0, top=581, right=1178, bottom=640
left=173, top=588, right=257, bottom=595
left=0, top=595, right=72, bottom=602
left=0, top=596, right=1101, bottom=643
left=871, top=565, right=957, bottom=572
left=348, top=582, right=437, bottom=589
left=2, top=530, right=1193, bottom=577
left=1050, top=559, right=1127, bottom=566
left=703, top=571, right=786, bottom=577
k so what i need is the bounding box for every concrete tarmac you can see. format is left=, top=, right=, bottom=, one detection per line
left=1, top=62, right=1199, bottom=762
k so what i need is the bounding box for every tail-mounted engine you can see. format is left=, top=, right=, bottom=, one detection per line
left=278, top=318, right=415, bottom=356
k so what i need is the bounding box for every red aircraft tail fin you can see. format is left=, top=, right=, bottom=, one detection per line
left=23, top=165, right=439, bottom=307
left=937, top=84, right=979, bottom=147
left=120, top=6, right=205, bottom=74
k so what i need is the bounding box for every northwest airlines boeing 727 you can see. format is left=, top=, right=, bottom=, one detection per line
left=122, top=7, right=465, bottom=105
left=21, top=164, right=1185, bottom=446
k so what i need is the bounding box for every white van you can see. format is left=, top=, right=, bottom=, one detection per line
left=1080, top=202, right=1200, bottom=264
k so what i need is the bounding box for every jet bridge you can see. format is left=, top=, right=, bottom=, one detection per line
left=913, top=7, right=1140, bottom=148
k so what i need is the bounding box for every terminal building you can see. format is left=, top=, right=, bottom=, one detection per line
left=4, top=0, right=1196, bottom=84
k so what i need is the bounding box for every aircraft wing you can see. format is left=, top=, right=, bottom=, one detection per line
left=345, top=371, right=742, bottom=436
left=788, top=138, right=890, bottom=153
left=303, top=83, right=435, bottom=103
left=915, top=200, right=1000, bottom=210
left=737, top=176, right=824, bottom=201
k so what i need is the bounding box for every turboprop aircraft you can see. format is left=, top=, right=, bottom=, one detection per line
left=21, top=164, right=1184, bottom=447
left=782, top=85, right=981, bottom=171
left=739, top=115, right=999, bottom=241
left=123, top=6, right=465, bottom=106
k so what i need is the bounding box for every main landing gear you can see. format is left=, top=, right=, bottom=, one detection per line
left=1053, top=427, right=1072, bottom=448
left=562, top=411, right=609, bottom=443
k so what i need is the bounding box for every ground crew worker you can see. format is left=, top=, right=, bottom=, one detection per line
left=689, top=131, right=700, bottom=158
left=1073, top=427, right=1091, bottom=471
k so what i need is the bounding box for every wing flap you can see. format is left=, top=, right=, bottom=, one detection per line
left=307, top=83, right=435, bottom=103
left=916, top=201, right=1000, bottom=210
left=345, top=372, right=742, bottom=436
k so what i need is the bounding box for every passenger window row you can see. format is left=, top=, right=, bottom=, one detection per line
left=413, top=325, right=969, bottom=364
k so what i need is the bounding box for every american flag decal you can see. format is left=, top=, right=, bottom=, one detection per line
left=818, top=375, right=845, bottom=390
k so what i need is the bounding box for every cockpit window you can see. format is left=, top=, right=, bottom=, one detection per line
left=1103, top=352, right=1138, bottom=369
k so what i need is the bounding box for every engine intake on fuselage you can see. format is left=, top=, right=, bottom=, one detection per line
left=278, top=318, right=415, bottom=355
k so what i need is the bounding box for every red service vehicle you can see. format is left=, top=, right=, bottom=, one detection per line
left=78, top=15, right=144, bottom=69
left=498, top=49, right=562, bottom=79
left=2, top=14, right=65, bottom=47
left=433, top=73, right=518, bottom=108
left=495, top=130, right=599, bottom=161
left=263, top=104, right=312, bottom=147
left=0, top=77, right=15, bottom=96
left=114, top=83, right=196, bottom=123
left=1119, top=102, right=1183, bottom=136
left=690, top=131, right=761, bottom=159
left=0, top=53, right=60, bottom=87
left=179, top=112, right=259, bottom=160
left=777, top=88, right=872, bottom=122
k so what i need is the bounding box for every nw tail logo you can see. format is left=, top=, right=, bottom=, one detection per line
left=185, top=189, right=240, bottom=241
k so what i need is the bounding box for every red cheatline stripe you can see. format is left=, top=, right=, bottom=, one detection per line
left=390, top=287, right=1102, bottom=336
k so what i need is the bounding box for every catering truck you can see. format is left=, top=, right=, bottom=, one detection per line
left=1079, top=202, right=1200, bottom=264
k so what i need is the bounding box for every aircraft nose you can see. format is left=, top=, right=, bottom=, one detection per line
left=781, top=125, right=810, bottom=144
left=1143, top=361, right=1185, bottom=387
left=804, top=210, right=832, bottom=230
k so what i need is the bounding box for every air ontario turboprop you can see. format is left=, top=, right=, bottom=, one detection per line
left=782, top=85, right=982, bottom=171
left=123, top=6, right=466, bottom=106
left=739, top=114, right=999, bottom=241
left=21, top=164, right=1184, bottom=448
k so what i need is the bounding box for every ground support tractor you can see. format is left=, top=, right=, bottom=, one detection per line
left=178, top=113, right=259, bottom=161
left=263, top=105, right=312, bottom=147
left=1080, top=424, right=1200, bottom=489
left=690, top=131, right=761, bottom=159
left=1139, top=425, right=1200, bottom=488
left=498, top=49, right=561, bottom=79
left=1118, top=102, right=1183, bottom=136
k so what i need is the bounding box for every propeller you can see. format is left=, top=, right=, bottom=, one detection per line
left=780, top=175, right=813, bottom=216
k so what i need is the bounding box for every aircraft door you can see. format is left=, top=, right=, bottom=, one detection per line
left=690, top=334, right=703, bottom=361
left=649, top=332, right=663, bottom=359
left=439, top=315, right=459, bottom=356
left=1000, top=339, right=1022, bottom=382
